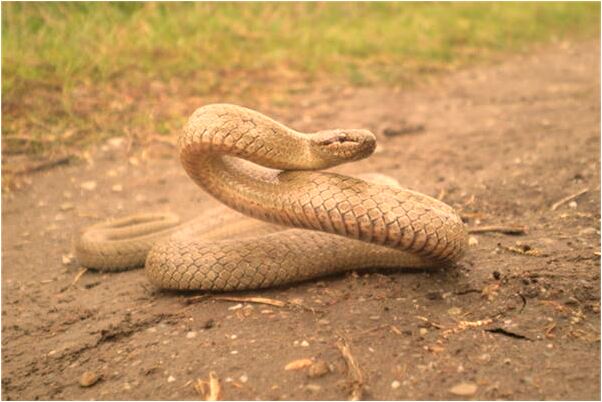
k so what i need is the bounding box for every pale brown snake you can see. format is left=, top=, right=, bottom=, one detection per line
left=76, top=104, right=467, bottom=291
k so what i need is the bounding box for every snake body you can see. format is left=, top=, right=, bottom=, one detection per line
left=76, top=104, right=467, bottom=291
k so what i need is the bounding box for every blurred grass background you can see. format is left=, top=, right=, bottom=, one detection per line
left=2, top=2, right=600, bottom=158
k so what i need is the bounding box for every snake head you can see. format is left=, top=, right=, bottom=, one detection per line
left=311, top=129, right=376, bottom=167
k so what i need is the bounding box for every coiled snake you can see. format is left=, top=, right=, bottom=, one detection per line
left=76, top=104, right=467, bottom=291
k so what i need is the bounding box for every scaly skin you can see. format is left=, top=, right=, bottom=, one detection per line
left=76, top=104, right=468, bottom=291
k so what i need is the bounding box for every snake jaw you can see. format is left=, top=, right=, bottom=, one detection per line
left=317, top=132, right=355, bottom=146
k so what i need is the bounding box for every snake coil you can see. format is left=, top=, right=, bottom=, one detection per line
left=76, top=104, right=467, bottom=291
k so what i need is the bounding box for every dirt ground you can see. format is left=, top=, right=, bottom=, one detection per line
left=2, top=40, right=600, bottom=401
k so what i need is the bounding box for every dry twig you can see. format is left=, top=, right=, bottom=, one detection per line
left=194, top=371, right=222, bottom=401
left=8, top=155, right=72, bottom=175
left=335, top=337, right=365, bottom=401
left=59, top=268, right=88, bottom=292
left=468, top=225, right=527, bottom=235
left=183, top=295, right=322, bottom=314
left=550, top=188, right=589, bottom=211
left=213, top=296, right=286, bottom=307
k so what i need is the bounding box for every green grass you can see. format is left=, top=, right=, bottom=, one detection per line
left=2, top=2, right=600, bottom=157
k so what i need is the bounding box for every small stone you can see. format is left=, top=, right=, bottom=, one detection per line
left=107, top=137, right=126, bottom=148
left=568, top=201, right=577, bottom=209
left=419, top=328, right=428, bottom=336
left=230, top=350, right=238, bottom=355
left=79, top=371, right=100, bottom=387
left=369, top=315, right=381, bottom=321
left=308, top=360, right=330, bottom=378
left=468, top=236, right=479, bottom=246
left=448, top=307, right=462, bottom=316
left=449, top=382, right=477, bottom=396
left=300, top=340, right=309, bottom=347
left=62, top=254, right=74, bottom=265
left=80, top=181, right=97, bottom=191
left=239, top=374, right=248, bottom=383
left=123, top=382, right=132, bottom=390
left=305, top=384, right=321, bottom=393
left=391, top=380, right=401, bottom=389
left=167, top=375, right=176, bottom=383
left=228, top=303, right=243, bottom=311
left=112, top=184, right=123, bottom=192
left=285, top=358, right=313, bottom=371
left=186, top=331, right=197, bottom=339
left=60, top=202, right=75, bottom=211
left=318, top=319, right=330, bottom=325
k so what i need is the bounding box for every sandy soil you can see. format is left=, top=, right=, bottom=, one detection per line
left=2, top=40, right=600, bottom=400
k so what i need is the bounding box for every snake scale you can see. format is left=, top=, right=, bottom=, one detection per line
left=76, top=104, right=467, bottom=291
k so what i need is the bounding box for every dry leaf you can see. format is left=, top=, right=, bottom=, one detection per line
left=194, top=371, right=221, bottom=401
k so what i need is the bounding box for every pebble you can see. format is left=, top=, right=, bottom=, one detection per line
left=60, top=202, right=75, bottom=211
left=569, top=201, right=577, bottom=209
left=419, top=328, right=428, bottom=336
left=80, top=181, right=97, bottom=191
left=305, top=384, right=322, bottom=393
left=468, top=236, right=479, bottom=246
left=167, top=375, right=176, bottom=383
left=448, top=307, right=462, bottom=316
left=449, top=382, right=477, bottom=396
left=391, top=380, right=401, bottom=389
left=300, top=340, right=310, bottom=347
left=186, top=331, right=197, bottom=339
left=239, top=374, right=248, bottom=383
left=284, top=358, right=313, bottom=371
left=107, top=137, right=126, bottom=148
left=79, top=371, right=100, bottom=387
left=112, top=184, right=123, bottom=192
left=307, top=360, right=330, bottom=378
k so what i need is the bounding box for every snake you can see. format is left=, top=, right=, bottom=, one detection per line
left=76, top=104, right=467, bottom=291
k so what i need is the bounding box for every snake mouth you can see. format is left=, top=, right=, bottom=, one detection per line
left=317, top=134, right=360, bottom=146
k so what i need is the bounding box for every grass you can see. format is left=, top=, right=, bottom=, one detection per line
left=2, top=2, right=600, bottom=157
